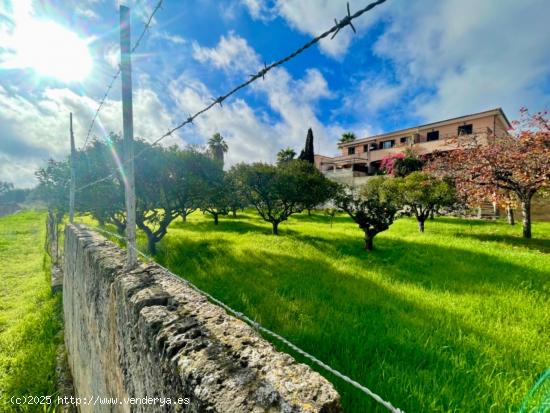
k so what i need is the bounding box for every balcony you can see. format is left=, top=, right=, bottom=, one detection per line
left=323, top=169, right=367, bottom=178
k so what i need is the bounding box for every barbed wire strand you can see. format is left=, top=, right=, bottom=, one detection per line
left=80, top=0, right=163, bottom=150
left=80, top=223, right=404, bottom=413
left=75, top=0, right=387, bottom=192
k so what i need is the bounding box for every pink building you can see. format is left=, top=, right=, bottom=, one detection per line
left=315, top=108, right=511, bottom=186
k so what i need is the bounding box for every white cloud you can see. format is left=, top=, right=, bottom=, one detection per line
left=103, top=42, right=119, bottom=70
left=371, top=0, right=550, bottom=121
left=76, top=7, right=100, bottom=20
left=243, top=0, right=387, bottom=58
left=192, top=32, right=261, bottom=74
left=240, top=0, right=276, bottom=22
left=0, top=83, right=177, bottom=187
left=156, top=32, right=186, bottom=45
left=341, top=74, right=405, bottom=115
left=185, top=33, right=373, bottom=162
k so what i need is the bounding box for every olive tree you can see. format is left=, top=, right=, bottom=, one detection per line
left=398, top=172, right=456, bottom=232
left=335, top=176, right=401, bottom=250
left=232, top=160, right=334, bottom=234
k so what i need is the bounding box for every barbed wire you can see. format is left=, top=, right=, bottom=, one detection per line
left=75, top=0, right=388, bottom=192
left=79, top=222, right=404, bottom=413
left=80, top=0, right=163, bottom=150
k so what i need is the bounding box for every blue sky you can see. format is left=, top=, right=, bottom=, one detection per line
left=1, top=0, right=549, bottom=187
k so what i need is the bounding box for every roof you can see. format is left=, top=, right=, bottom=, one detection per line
left=338, top=108, right=511, bottom=148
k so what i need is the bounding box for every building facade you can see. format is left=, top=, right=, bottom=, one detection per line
left=315, top=108, right=511, bottom=187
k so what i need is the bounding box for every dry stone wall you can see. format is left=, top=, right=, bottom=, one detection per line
left=63, top=224, right=342, bottom=413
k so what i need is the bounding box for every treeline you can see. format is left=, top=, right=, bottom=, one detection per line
left=35, top=108, right=549, bottom=254
left=35, top=134, right=337, bottom=254
left=35, top=133, right=459, bottom=253
left=0, top=181, right=31, bottom=204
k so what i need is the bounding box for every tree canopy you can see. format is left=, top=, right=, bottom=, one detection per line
left=427, top=109, right=549, bottom=238
left=339, top=132, right=357, bottom=144
left=335, top=177, right=401, bottom=250
left=232, top=160, right=334, bottom=234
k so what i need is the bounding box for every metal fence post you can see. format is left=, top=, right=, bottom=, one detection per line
left=120, top=5, right=137, bottom=268
left=69, top=112, right=75, bottom=223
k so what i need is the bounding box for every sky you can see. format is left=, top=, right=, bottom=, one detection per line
left=0, top=0, right=549, bottom=187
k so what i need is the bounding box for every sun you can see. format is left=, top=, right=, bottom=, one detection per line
left=6, top=19, right=93, bottom=82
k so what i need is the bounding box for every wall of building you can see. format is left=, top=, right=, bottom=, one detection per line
left=63, top=224, right=342, bottom=413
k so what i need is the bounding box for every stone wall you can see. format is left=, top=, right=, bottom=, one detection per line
left=63, top=224, right=342, bottom=413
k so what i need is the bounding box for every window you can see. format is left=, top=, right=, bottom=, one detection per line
left=348, top=147, right=355, bottom=155
left=382, top=140, right=395, bottom=149
left=363, top=144, right=369, bottom=152
left=400, top=136, right=408, bottom=144
left=370, top=143, right=378, bottom=151
left=427, top=131, right=439, bottom=141
left=458, top=124, right=473, bottom=135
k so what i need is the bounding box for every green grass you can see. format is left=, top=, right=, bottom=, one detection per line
left=0, top=211, right=62, bottom=413
left=111, top=211, right=548, bottom=413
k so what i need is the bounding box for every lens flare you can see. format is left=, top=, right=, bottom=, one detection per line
left=2, top=16, right=93, bottom=82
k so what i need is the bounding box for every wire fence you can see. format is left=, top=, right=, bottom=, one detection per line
left=81, top=0, right=163, bottom=150
left=75, top=0, right=387, bottom=192
left=80, top=221, right=405, bottom=413
left=69, top=1, right=407, bottom=411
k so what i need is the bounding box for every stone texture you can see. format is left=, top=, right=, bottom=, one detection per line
left=51, top=265, right=63, bottom=293
left=63, top=224, right=342, bottom=413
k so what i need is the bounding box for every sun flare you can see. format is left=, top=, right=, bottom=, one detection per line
left=4, top=18, right=93, bottom=82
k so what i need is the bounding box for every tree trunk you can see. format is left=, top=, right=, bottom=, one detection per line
left=429, top=210, right=434, bottom=220
left=213, top=213, right=219, bottom=225
left=112, top=219, right=126, bottom=235
left=307, top=208, right=311, bottom=216
left=521, top=197, right=532, bottom=239
left=181, top=211, right=187, bottom=222
left=418, top=218, right=425, bottom=233
left=232, top=207, right=237, bottom=218
left=507, top=206, right=515, bottom=225
left=147, top=235, right=157, bottom=255
left=272, top=221, right=279, bottom=235
left=364, top=232, right=374, bottom=251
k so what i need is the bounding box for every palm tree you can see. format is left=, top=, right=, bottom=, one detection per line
left=339, top=132, right=357, bottom=144
left=208, top=132, right=228, bottom=165
left=276, top=147, right=296, bottom=165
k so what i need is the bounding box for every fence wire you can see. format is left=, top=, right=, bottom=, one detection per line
left=75, top=0, right=387, bottom=192
left=79, top=222, right=405, bottom=413
left=81, top=0, right=163, bottom=150
left=71, top=2, right=403, bottom=410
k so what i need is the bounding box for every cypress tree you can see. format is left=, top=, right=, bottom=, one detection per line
left=298, top=128, right=315, bottom=164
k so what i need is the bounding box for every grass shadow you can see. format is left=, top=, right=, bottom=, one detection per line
left=153, top=233, right=541, bottom=412
left=453, top=232, right=550, bottom=253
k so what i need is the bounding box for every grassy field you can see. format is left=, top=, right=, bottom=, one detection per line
left=0, top=211, right=62, bottom=412
left=111, top=211, right=549, bottom=413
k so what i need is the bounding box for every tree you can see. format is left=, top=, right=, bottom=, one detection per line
left=195, top=157, right=230, bottom=225
left=0, top=181, right=14, bottom=196
left=276, top=148, right=296, bottom=165
left=398, top=172, right=456, bottom=232
left=427, top=109, right=550, bottom=238
left=335, top=177, right=401, bottom=250
left=298, top=128, right=315, bottom=164
left=393, top=149, right=424, bottom=177
left=35, top=159, right=70, bottom=219
left=232, top=160, right=333, bottom=234
left=0, top=182, right=29, bottom=204
left=339, top=132, right=356, bottom=144
left=208, top=132, right=228, bottom=166
left=301, top=165, right=338, bottom=215
left=380, top=149, right=424, bottom=177
left=380, top=153, right=404, bottom=175
left=225, top=168, right=248, bottom=217
left=76, top=135, right=126, bottom=232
